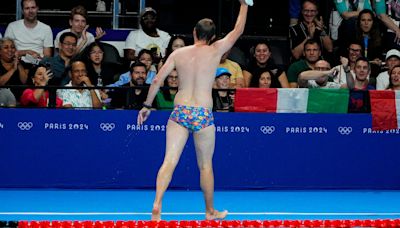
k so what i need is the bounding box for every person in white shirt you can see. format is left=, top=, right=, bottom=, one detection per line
left=54, top=5, right=106, bottom=54
left=5, top=0, right=53, bottom=58
left=57, top=60, right=102, bottom=108
left=298, top=60, right=341, bottom=88
left=124, top=7, right=171, bottom=64
left=376, top=49, right=400, bottom=90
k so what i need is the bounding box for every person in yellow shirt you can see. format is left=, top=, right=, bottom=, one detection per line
left=219, top=48, right=244, bottom=88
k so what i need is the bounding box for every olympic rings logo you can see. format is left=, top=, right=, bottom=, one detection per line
left=338, top=126, right=352, bottom=135
left=100, top=123, right=115, bottom=131
left=260, top=126, right=275, bottom=134
left=17, top=122, right=33, bottom=130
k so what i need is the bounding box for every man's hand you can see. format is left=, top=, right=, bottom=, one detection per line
left=95, top=27, right=106, bottom=40
left=82, top=25, right=89, bottom=42
left=137, top=107, right=151, bottom=125
left=241, top=0, right=253, bottom=6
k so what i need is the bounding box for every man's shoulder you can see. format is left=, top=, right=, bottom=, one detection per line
left=376, top=71, right=389, bottom=79
left=156, top=29, right=171, bottom=38
left=226, top=59, right=241, bottom=68
left=128, top=29, right=141, bottom=35
left=288, top=59, right=306, bottom=70
left=55, top=29, right=71, bottom=38
left=36, top=20, right=52, bottom=30
left=6, top=19, right=23, bottom=29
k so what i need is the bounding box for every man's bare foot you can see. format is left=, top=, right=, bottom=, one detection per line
left=206, top=209, right=228, bottom=220
left=151, top=206, right=161, bottom=221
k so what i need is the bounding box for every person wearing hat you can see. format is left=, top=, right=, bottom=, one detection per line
left=213, top=68, right=234, bottom=112
left=376, top=49, right=400, bottom=90
left=124, top=7, right=171, bottom=65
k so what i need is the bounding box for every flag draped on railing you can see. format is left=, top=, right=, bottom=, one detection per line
left=234, top=88, right=349, bottom=113
left=234, top=88, right=400, bottom=130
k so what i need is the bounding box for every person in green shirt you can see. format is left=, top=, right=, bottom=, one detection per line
left=155, top=69, right=178, bottom=110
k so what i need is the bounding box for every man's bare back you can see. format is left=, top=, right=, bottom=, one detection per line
left=171, top=44, right=222, bottom=108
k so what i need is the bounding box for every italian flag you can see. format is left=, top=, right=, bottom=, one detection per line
left=234, top=88, right=349, bottom=113
left=370, top=90, right=400, bottom=130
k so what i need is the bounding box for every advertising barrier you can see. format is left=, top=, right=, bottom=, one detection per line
left=0, top=109, right=399, bottom=189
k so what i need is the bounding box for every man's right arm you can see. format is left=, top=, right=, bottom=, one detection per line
left=214, top=0, right=249, bottom=55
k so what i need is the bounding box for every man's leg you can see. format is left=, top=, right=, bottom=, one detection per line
left=152, top=120, right=189, bottom=221
left=193, top=125, right=227, bottom=220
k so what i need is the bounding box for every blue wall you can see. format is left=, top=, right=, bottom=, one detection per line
left=0, top=109, right=399, bottom=189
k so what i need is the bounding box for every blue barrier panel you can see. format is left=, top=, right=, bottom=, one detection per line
left=0, top=109, right=399, bottom=189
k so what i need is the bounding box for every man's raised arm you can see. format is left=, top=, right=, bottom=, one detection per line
left=215, top=0, right=251, bottom=53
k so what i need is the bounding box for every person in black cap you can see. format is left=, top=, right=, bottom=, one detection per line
left=137, top=0, right=251, bottom=221
left=124, top=7, right=171, bottom=65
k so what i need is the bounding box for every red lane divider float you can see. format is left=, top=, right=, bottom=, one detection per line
left=13, top=219, right=400, bottom=227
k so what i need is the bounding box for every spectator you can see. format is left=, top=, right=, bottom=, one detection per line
left=331, top=41, right=364, bottom=85
left=344, top=56, right=375, bottom=113
left=57, top=60, right=102, bottom=108
left=40, top=32, right=78, bottom=86
left=0, top=38, right=29, bottom=101
left=138, top=49, right=158, bottom=84
left=334, top=0, right=398, bottom=51
left=287, top=39, right=322, bottom=88
left=258, top=69, right=273, bottom=88
left=156, top=69, right=178, bottom=110
left=219, top=48, right=244, bottom=88
left=82, top=42, right=119, bottom=86
left=109, top=61, right=150, bottom=109
left=291, top=0, right=333, bottom=28
left=213, top=67, right=234, bottom=112
left=124, top=7, right=171, bottom=64
left=289, top=0, right=333, bottom=64
left=20, top=64, right=63, bottom=107
left=298, top=59, right=341, bottom=88
left=376, top=49, right=400, bottom=90
left=338, top=9, right=383, bottom=66
left=334, top=0, right=373, bottom=43
left=243, top=41, right=289, bottom=88
left=388, top=64, right=400, bottom=90
left=111, top=49, right=157, bottom=87
left=158, top=35, right=186, bottom=71
left=54, top=5, right=106, bottom=54
left=5, top=0, right=53, bottom=59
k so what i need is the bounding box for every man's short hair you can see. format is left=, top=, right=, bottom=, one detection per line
left=22, top=0, right=38, bottom=8
left=59, top=32, right=78, bottom=44
left=195, top=18, right=216, bottom=42
left=355, top=56, right=371, bottom=70
left=129, top=61, right=147, bottom=74
left=70, top=5, right=88, bottom=20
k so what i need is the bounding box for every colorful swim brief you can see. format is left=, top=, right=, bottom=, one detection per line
left=169, top=105, right=214, bottom=132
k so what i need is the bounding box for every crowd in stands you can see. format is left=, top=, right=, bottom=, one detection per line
left=1, top=0, right=400, bottom=113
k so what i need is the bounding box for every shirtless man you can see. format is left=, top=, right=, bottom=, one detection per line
left=137, top=0, right=250, bottom=221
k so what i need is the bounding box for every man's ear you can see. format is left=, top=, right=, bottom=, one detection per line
left=193, top=29, right=198, bottom=42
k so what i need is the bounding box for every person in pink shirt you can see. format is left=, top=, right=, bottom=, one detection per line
left=20, top=64, right=63, bottom=107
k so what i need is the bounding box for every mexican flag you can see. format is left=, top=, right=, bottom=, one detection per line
left=370, top=90, right=400, bottom=130
left=234, top=88, right=349, bottom=113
